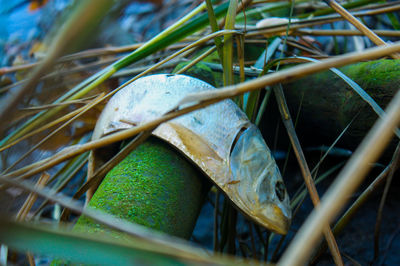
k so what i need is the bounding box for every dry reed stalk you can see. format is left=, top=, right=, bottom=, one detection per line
left=274, top=86, right=343, bottom=265
left=278, top=89, right=400, bottom=266
left=16, top=173, right=50, bottom=220
left=324, top=0, right=400, bottom=59
left=4, top=41, right=400, bottom=182
left=295, top=29, right=400, bottom=37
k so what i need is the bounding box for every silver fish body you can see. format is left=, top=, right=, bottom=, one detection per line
left=89, top=74, right=291, bottom=234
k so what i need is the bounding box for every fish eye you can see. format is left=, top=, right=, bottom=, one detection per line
left=275, top=181, right=286, bottom=202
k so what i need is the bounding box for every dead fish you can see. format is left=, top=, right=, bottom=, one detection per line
left=89, top=74, right=291, bottom=234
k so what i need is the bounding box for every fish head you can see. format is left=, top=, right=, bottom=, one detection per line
left=229, top=126, right=291, bottom=234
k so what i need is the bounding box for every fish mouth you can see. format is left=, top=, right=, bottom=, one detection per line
left=268, top=204, right=291, bottom=235
left=250, top=203, right=291, bottom=235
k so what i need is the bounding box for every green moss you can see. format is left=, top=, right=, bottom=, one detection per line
left=276, top=59, right=400, bottom=152
left=74, top=138, right=208, bottom=240
left=341, top=59, right=400, bottom=89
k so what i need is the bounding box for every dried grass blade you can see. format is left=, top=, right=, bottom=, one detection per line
left=373, top=142, right=400, bottom=261
left=5, top=42, right=400, bottom=181
left=295, top=29, right=400, bottom=37
left=178, top=41, right=400, bottom=105
left=0, top=1, right=229, bottom=148
left=16, top=173, right=50, bottom=220
left=0, top=177, right=247, bottom=265
left=273, top=85, right=343, bottom=266
left=32, top=152, right=89, bottom=218
left=311, top=158, right=396, bottom=263
left=2, top=93, right=104, bottom=173
left=324, top=0, right=400, bottom=59
left=279, top=84, right=400, bottom=266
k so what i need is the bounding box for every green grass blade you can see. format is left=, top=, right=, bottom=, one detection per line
left=247, top=37, right=281, bottom=121
left=113, top=1, right=230, bottom=70
left=205, top=0, right=224, bottom=62
left=223, top=0, right=238, bottom=87
left=0, top=218, right=238, bottom=265
left=385, top=12, right=400, bottom=30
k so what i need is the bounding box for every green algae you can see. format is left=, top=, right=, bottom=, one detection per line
left=74, top=137, right=208, bottom=240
